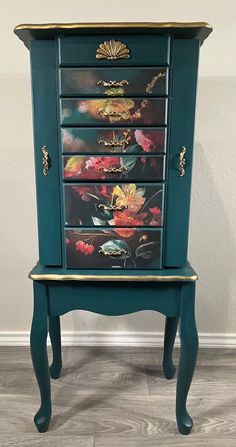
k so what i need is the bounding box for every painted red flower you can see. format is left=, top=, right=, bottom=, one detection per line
left=150, top=207, right=161, bottom=216
left=149, top=207, right=162, bottom=226
left=114, top=228, right=135, bottom=238
left=100, top=185, right=111, bottom=198
left=75, top=240, right=95, bottom=255
left=111, top=210, right=147, bottom=227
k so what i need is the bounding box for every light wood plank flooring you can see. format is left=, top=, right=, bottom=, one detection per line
left=0, top=346, right=235, bottom=446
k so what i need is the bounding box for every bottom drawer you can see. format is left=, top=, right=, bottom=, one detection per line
left=65, top=228, right=162, bottom=269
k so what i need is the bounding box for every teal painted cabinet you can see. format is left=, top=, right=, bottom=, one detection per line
left=15, top=22, right=212, bottom=435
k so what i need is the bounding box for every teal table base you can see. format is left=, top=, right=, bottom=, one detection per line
left=29, top=262, right=199, bottom=435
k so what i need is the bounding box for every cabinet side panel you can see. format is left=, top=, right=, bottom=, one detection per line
left=164, top=40, right=199, bottom=267
left=30, top=40, right=62, bottom=265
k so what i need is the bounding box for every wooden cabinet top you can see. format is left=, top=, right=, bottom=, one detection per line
left=14, top=22, right=213, bottom=49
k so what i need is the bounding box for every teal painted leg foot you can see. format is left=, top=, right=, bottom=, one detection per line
left=163, top=317, right=179, bottom=379
left=176, top=283, right=198, bottom=435
left=49, top=316, right=62, bottom=379
left=30, top=282, right=51, bottom=433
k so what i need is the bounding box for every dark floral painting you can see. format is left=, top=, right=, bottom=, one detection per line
left=60, top=67, right=168, bottom=96
left=61, top=128, right=166, bottom=154
left=63, top=155, right=165, bottom=181
left=65, top=228, right=162, bottom=269
left=60, top=98, right=167, bottom=126
left=64, top=183, right=164, bottom=227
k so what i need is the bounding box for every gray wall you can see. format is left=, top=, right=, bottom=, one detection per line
left=0, top=0, right=236, bottom=342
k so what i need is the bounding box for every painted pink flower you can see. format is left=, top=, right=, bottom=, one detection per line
left=75, top=240, right=95, bottom=255
left=135, top=130, right=153, bottom=152
left=85, top=156, right=120, bottom=171
left=134, top=130, right=165, bottom=152
left=66, top=238, right=70, bottom=245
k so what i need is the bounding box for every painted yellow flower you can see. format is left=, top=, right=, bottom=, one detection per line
left=64, top=156, right=84, bottom=178
left=88, top=99, right=135, bottom=123
left=113, top=184, right=146, bottom=213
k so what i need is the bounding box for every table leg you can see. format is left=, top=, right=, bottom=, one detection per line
left=176, top=282, right=199, bottom=435
left=30, top=282, right=51, bottom=433
left=49, top=316, right=62, bottom=379
left=163, top=317, right=179, bottom=379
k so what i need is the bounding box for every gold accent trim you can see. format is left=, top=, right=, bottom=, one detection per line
left=102, top=166, right=128, bottom=173
left=14, top=22, right=213, bottom=31
left=98, top=204, right=128, bottom=211
left=42, top=145, right=49, bottom=176
left=96, top=40, right=130, bottom=60
left=97, top=80, right=129, bottom=88
left=29, top=273, right=198, bottom=282
left=146, top=72, right=166, bottom=94
left=99, top=248, right=127, bottom=257
left=179, top=146, right=187, bottom=177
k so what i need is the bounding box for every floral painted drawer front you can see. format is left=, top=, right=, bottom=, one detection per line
left=64, top=183, right=164, bottom=227
left=60, top=68, right=168, bottom=97
left=60, top=98, right=167, bottom=126
left=62, top=127, right=166, bottom=154
left=63, top=155, right=165, bottom=181
left=65, top=228, right=162, bottom=269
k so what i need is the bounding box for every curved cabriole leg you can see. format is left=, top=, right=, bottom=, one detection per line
left=176, top=282, right=199, bottom=435
left=30, top=282, right=51, bottom=433
left=49, top=316, right=62, bottom=379
left=163, top=317, right=179, bottom=379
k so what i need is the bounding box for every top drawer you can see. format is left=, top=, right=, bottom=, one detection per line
left=58, top=35, right=170, bottom=66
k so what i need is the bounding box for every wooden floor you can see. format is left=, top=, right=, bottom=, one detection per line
left=0, top=346, right=235, bottom=446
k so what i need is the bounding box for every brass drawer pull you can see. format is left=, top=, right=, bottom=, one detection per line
left=100, top=166, right=128, bottom=174
left=99, top=248, right=127, bottom=257
left=98, top=109, right=128, bottom=119
left=96, top=39, right=130, bottom=60
left=97, top=80, right=129, bottom=88
left=98, top=138, right=129, bottom=147
left=42, top=145, right=49, bottom=176
left=179, top=146, right=187, bottom=177
left=98, top=204, right=128, bottom=211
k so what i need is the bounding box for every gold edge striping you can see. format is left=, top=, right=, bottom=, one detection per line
left=14, top=22, right=213, bottom=31
left=29, top=273, right=198, bottom=282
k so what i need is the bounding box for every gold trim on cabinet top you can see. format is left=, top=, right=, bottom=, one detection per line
left=14, top=22, right=213, bottom=31
left=29, top=273, right=198, bottom=282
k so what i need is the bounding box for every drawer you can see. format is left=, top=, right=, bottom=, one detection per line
left=60, top=67, right=168, bottom=97
left=63, top=155, right=165, bottom=181
left=61, top=98, right=167, bottom=126
left=64, top=183, right=164, bottom=227
left=59, top=35, right=170, bottom=66
left=62, top=127, right=167, bottom=154
left=65, top=228, right=162, bottom=269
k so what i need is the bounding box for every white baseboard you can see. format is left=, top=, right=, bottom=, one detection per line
left=0, top=331, right=236, bottom=348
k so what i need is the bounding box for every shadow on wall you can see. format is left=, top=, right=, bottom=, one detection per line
left=189, top=76, right=236, bottom=333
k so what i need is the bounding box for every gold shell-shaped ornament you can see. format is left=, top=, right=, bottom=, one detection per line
left=96, top=39, right=130, bottom=60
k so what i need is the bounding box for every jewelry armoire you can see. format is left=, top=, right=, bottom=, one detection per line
left=14, top=21, right=212, bottom=434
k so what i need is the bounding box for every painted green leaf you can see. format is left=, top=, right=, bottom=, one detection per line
left=135, top=241, right=158, bottom=259
left=124, top=144, right=141, bottom=154
left=120, top=156, right=137, bottom=171
left=92, top=216, right=106, bottom=226
left=99, top=239, right=131, bottom=259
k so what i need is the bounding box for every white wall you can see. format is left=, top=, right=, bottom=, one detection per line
left=0, top=0, right=236, bottom=340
